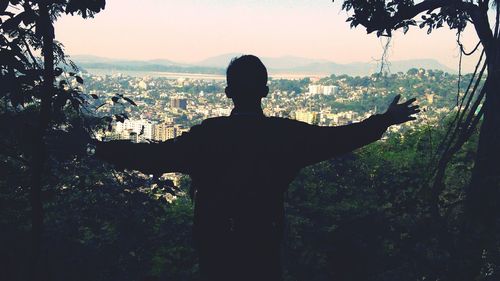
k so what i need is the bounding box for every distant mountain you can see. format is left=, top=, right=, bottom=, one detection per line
left=385, top=59, right=456, bottom=74
left=72, top=55, right=180, bottom=66
left=195, top=54, right=455, bottom=75
left=70, top=55, right=118, bottom=64
left=146, top=59, right=190, bottom=67
left=264, top=56, right=331, bottom=70
left=71, top=54, right=456, bottom=76
left=275, top=58, right=456, bottom=76
left=197, top=54, right=329, bottom=69
left=72, top=55, right=223, bottom=74
left=196, top=53, right=243, bottom=68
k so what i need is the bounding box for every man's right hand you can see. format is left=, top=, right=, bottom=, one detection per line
left=383, top=95, right=420, bottom=125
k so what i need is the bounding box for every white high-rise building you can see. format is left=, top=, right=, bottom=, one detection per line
left=308, top=84, right=338, bottom=95
left=322, top=85, right=338, bottom=95
left=308, top=84, right=322, bottom=95
left=115, top=119, right=153, bottom=141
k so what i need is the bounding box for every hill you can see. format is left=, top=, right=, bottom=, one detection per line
left=72, top=54, right=456, bottom=76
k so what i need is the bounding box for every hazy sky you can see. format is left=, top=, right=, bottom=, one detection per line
left=55, top=0, right=481, bottom=71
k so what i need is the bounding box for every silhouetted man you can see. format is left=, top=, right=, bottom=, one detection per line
left=94, top=55, right=419, bottom=281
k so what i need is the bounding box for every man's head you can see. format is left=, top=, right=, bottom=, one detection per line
left=225, top=55, right=269, bottom=108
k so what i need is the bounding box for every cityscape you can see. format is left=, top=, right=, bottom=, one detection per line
left=80, top=67, right=462, bottom=144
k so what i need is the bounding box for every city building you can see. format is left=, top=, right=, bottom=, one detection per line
left=153, top=123, right=177, bottom=142
left=171, top=97, right=187, bottom=110
left=308, top=84, right=338, bottom=95
left=115, top=119, right=153, bottom=141
left=294, top=110, right=319, bottom=124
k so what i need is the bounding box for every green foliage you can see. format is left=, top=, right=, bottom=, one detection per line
left=1, top=96, right=491, bottom=281
left=282, top=124, right=481, bottom=280
left=315, top=69, right=470, bottom=115
left=0, top=131, right=198, bottom=280
left=269, top=78, right=310, bottom=95
left=180, top=81, right=224, bottom=95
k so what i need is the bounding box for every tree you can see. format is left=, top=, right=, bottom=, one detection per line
left=1, top=1, right=105, bottom=279
left=336, top=0, right=499, bottom=279
left=282, top=121, right=481, bottom=281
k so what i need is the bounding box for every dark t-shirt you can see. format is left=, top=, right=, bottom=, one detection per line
left=96, top=112, right=390, bottom=281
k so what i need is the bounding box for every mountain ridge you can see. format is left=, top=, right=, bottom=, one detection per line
left=71, top=54, right=457, bottom=76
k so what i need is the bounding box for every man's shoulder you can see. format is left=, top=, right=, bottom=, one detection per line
left=198, top=116, right=308, bottom=127
left=200, top=116, right=230, bottom=126
left=190, top=116, right=310, bottom=134
left=267, top=116, right=313, bottom=129
left=267, top=116, right=303, bottom=124
left=184, top=117, right=230, bottom=135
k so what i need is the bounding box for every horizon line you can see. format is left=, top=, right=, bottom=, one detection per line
left=68, top=53, right=453, bottom=68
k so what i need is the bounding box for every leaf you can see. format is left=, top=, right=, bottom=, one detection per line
left=54, top=67, right=63, bottom=76
left=0, top=50, right=26, bottom=72
left=115, top=114, right=124, bottom=123
left=54, top=91, right=69, bottom=108
left=65, top=0, right=106, bottom=19
left=21, top=9, right=37, bottom=25
left=71, top=99, right=81, bottom=110
left=0, top=0, right=8, bottom=14
left=95, top=103, right=106, bottom=110
left=123, top=96, right=137, bottom=106
left=75, top=75, right=84, bottom=84
left=1, top=13, right=23, bottom=31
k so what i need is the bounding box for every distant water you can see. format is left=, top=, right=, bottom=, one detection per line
left=85, top=68, right=320, bottom=80
left=85, top=68, right=226, bottom=80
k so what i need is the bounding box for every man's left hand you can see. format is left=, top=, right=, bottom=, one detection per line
left=384, top=95, right=420, bottom=125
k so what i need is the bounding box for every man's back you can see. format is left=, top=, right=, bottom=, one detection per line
left=169, top=112, right=391, bottom=280
left=190, top=114, right=303, bottom=281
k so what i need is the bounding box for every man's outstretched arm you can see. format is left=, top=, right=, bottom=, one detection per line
left=295, top=95, right=420, bottom=167
left=94, top=126, right=200, bottom=175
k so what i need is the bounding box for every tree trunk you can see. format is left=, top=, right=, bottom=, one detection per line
left=29, top=2, right=53, bottom=280
left=458, top=41, right=500, bottom=281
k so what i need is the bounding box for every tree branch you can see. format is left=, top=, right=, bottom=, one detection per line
left=364, top=0, right=451, bottom=33
left=22, top=37, right=41, bottom=69
left=360, top=0, right=493, bottom=47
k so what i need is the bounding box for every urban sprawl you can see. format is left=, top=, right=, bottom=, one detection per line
left=81, top=68, right=461, bottom=145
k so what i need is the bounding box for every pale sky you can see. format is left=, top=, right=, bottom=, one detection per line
left=54, top=0, right=481, bottom=71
